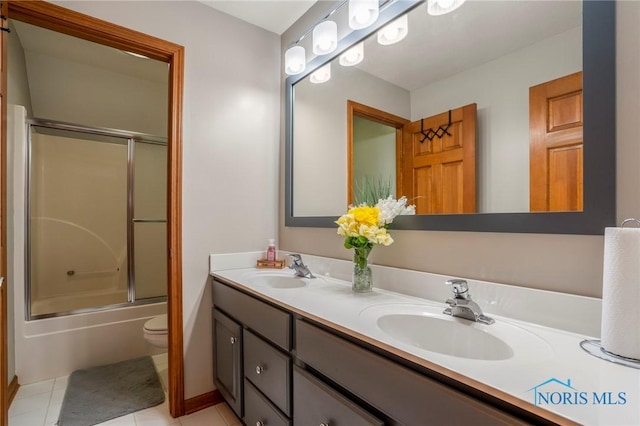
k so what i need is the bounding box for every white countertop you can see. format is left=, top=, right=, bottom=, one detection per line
left=210, top=254, right=640, bottom=426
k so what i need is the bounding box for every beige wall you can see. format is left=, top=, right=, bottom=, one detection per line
left=353, top=117, right=397, bottom=196
left=280, top=2, right=639, bottom=299
left=25, top=50, right=167, bottom=136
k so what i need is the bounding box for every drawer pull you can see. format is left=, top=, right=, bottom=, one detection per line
left=230, top=337, right=237, bottom=344
left=256, top=421, right=265, bottom=426
left=255, top=365, right=265, bottom=375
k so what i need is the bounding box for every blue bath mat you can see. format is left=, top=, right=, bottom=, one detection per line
left=58, top=356, right=165, bottom=425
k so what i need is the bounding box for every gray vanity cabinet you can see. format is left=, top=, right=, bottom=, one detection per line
left=212, top=308, right=242, bottom=417
left=296, top=319, right=530, bottom=426
left=212, top=279, right=293, bottom=424
left=213, top=279, right=537, bottom=425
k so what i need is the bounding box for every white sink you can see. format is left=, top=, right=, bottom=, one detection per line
left=360, top=303, right=552, bottom=362
left=242, top=270, right=309, bottom=289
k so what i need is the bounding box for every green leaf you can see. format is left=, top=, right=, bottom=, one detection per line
left=353, top=175, right=392, bottom=206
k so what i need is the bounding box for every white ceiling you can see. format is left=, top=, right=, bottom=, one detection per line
left=198, top=0, right=317, bottom=35
left=12, top=20, right=168, bottom=84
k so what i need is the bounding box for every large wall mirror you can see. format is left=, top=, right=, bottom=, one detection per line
left=285, top=0, right=615, bottom=234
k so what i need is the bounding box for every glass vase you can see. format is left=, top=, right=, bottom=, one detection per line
left=352, top=246, right=373, bottom=292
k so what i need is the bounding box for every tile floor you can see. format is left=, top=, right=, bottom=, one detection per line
left=9, top=353, right=241, bottom=426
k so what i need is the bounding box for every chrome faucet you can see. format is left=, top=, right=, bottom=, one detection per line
left=443, top=279, right=494, bottom=325
left=288, top=254, right=315, bottom=279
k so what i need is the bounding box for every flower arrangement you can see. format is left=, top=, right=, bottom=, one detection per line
left=335, top=195, right=415, bottom=251
left=336, top=194, right=415, bottom=291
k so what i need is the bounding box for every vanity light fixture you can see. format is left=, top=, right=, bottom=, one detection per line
left=285, top=45, right=306, bottom=75
left=427, top=0, right=466, bottom=16
left=310, top=63, right=331, bottom=84
left=313, top=20, right=338, bottom=55
left=348, top=0, right=380, bottom=30
left=377, top=13, right=408, bottom=45
left=339, top=42, right=364, bottom=66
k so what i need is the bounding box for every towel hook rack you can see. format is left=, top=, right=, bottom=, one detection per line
left=420, top=109, right=452, bottom=143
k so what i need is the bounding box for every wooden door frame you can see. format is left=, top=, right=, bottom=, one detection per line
left=1, top=1, right=8, bottom=424
left=5, top=1, right=185, bottom=418
left=346, top=100, right=409, bottom=205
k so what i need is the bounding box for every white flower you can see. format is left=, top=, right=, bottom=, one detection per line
left=375, top=196, right=415, bottom=226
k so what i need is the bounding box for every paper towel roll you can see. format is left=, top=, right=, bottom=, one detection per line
left=601, top=226, right=640, bottom=360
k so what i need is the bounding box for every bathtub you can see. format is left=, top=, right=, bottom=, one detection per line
left=16, top=301, right=167, bottom=384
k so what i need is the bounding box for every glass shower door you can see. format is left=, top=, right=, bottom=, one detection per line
left=27, top=121, right=168, bottom=319
left=29, top=126, right=130, bottom=317
left=130, top=140, right=168, bottom=301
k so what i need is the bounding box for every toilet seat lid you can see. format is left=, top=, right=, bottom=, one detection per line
left=144, top=314, right=167, bottom=332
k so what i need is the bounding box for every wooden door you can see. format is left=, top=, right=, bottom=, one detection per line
left=401, top=104, right=477, bottom=214
left=0, top=2, right=7, bottom=425
left=529, top=71, right=583, bottom=212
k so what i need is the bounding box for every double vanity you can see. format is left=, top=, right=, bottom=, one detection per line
left=210, top=253, right=639, bottom=425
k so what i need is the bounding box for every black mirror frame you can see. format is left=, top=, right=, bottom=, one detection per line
left=285, top=0, right=615, bottom=235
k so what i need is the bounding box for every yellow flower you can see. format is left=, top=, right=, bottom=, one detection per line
left=336, top=214, right=355, bottom=236
left=373, top=228, right=394, bottom=246
left=348, top=206, right=380, bottom=227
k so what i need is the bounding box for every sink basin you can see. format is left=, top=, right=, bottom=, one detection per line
left=243, top=271, right=308, bottom=289
left=377, top=313, right=512, bottom=360
left=360, top=303, right=551, bottom=361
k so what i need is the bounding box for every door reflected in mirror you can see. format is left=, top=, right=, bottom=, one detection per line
left=292, top=0, right=582, bottom=217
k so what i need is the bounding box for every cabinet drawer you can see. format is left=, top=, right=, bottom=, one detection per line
left=244, top=379, right=291, bottom=426
left=213, top=279, right=291, bottom=350
left=294, top=366, right=383, bottom=426
left=244, top=330, right=291, bottom=416
left=296, top=319, right=530, bottom=426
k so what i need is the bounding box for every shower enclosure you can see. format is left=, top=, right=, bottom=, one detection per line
left=26, top=118, right=168, bottom=319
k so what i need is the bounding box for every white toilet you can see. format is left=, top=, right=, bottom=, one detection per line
left=143, top=314, right=168, bottom=348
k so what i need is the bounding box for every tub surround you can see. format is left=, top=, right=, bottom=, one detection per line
left=17, top=303, right=167, bottom=385
left=210, top=252, right=639, bottom=425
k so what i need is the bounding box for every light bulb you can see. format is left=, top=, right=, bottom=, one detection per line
left=339, top=42, right=364, bottom=66
left=313, top=20, right=338, bottom=55
left=377, top=14, right=408, bottom=46
left=427, top=0, right=467, bottom=16
left=348, top=0, right=379, bottom=30
left=284, top=45, right=305, bottom=75
left=310, top=63, right=331, bottom=84
left=438, top=0, right=455, bottom=9
left=382, top=26, right=399, bottom=40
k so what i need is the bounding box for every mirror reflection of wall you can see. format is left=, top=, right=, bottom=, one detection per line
left=353, top=116, right=397, bottom=200
left=292, top=1, right=582, bottom=217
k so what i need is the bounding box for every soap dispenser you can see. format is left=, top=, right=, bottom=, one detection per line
left=266, top=239, right=277, bottom=261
